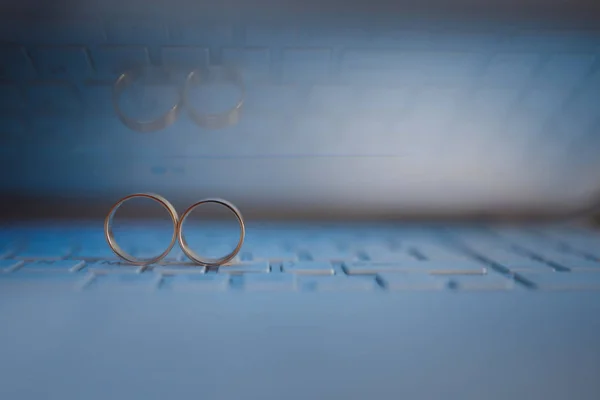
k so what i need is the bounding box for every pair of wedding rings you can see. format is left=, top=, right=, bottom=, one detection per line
left=113, top=65, right=245, bottom=132
left=104, top=193, right=245, bottom=267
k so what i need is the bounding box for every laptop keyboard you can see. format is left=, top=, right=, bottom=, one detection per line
left=1, top=223, right=600, bottom=292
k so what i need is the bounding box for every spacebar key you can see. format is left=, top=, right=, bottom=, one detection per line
left=161, top=274, right=230, bottom=291
left=346, top=261, right=486, bottom=275
left=282, top=261, right=335, bottom=275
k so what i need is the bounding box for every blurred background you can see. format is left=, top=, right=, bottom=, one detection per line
left=1, top=0, right=600, bottom=221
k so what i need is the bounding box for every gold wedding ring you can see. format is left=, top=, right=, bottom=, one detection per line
left=105, top=195, right=245, bottom=267
left=177, top=198, right=245, bottom=267
left=104, top=193, right=179, bottom=265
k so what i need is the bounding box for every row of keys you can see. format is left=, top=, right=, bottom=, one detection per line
left=0, top=245, right=482, bottom=269
left=1, top=45, right=597, bottom=85
left=2, top=264, right=599, bottom=291
left=3, top=246, right=600, bottom=272
left=456, top=230, right=600, bottom=273
left=0, top=258, right=486, bottom=274
left=0, top=259, right=484, bottom=275
left=4, top=230, right=600, bottom=268
left=1, top=239, right=476, bottom=261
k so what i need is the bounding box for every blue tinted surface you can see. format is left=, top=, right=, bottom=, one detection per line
left=1, top=220, right=600, bottom=398
left=0, top=12, right=600, bottom=215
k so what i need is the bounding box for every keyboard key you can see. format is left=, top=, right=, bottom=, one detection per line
left=545, top=227, right=600, bottom=247
left=86, top=261, right=143, bottom=274
left=407, top=243, right=472, bottom=262
left=91, top=46, right=150, bottom=79
left=19, top=260, right=85, bottom=273
left=493, top=261, right=555, bottom=273
left=0, top=273, right=90, bottom=290
left=448, top=274, right=515, bottom=291
left=345, top=261, right=486, bottom=275
left=494, top=229, right=570, bottom=251
left=153, top=264, right=206, bottom=275
left=500, top=247, right=571, bottom=272
left=475, top=248, right=556, bottom=272
left=466, top=243, right=527, bottom=261
left=282, top=261, right=335, bottom=275
left=359, top=245, right=417, bottom=262
left=26, top=82, right=81, bottom=114
left=0, top=46, right=37, bottom=80
left=221, top=47, right=270, bottom=83
left=29, top=46, right=94, bottom=80
left=378, top=272, right=447, bottom=291
left=84, top=272, right=161, bottom=291
left=0, top=260, right=23, bottom=273
left=160, top=274, right=229, bottom=291
left=531, top=230, right=600, bottom=252
left=519, top=271, right=600, bottom=291
left=15, top=244, right=73, bottom=260
left=299, top=275, right=377, bottom=292
left=539, top=254, right=600, bottom=271
left=242, top=245, right=298, bottom=262
left=297, top=245, right=356, bottom=261
left=282, top=48, right=331, bottom=83
left=551, top=237, right=600, bottom=261
left=243, top=274, right=297, bottom=291
left=217, top=262, right=270, bottom=274
left=74, top=245, right=119, bottom=261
